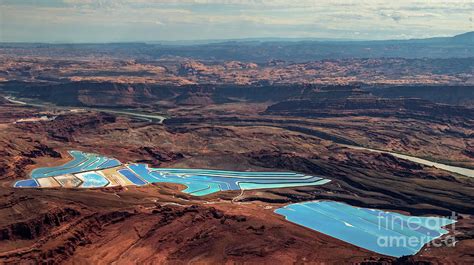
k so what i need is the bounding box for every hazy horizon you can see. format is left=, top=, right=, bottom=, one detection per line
left=1, top=0, right=473, bottom=43
left=0, top=32, right=472, bottom=45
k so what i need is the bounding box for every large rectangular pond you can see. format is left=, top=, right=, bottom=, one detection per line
left=275, top=201, right=456, bottom=257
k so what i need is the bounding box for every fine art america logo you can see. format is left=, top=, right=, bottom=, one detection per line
left=377, top=212, right=457, bottom=249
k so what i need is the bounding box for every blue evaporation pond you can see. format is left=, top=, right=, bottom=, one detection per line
left=274, top=201, right=456, bottom=258
left=14, top=179, right=39, bottom=188
left=30, top=151, right=121, bottom=179
left=118, top=169, right=147, bottom=186
left=30, top=150, right=87, bottom=178
left=79, top=173, right=109, bottom=188
left=127, top=164, right=330, bottom=196
left=127, top=164, right=221, bottom=195
left=16, top=151, right=332, bottom=194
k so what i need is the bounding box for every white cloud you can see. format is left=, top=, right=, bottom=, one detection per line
left=0, top=0, right=472, bottom=42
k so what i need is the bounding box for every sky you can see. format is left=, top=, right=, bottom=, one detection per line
left=0, top=0, right=473, bottom=43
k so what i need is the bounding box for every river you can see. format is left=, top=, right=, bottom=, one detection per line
left=5, top=96, right=473, bottom=178
left=4, top=96, right=167, bottom=123
left=343, top=144, right=474, bottom=178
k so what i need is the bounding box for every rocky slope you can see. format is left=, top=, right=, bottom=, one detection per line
left=0, top=84, right=472, bottom=263
left=0, top=187, right=387, bottom=264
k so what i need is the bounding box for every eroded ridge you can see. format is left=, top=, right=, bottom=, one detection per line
left=14, top=150, right=330, bottom=196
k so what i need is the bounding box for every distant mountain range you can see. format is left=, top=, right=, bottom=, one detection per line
left=1, top=32, right=472, bottom=62
left=150, top=31, right=474, bottom=45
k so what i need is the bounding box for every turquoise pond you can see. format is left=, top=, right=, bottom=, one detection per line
left=275, top=201, right=456, bottom=257
left=14, top=151, right=330, bottom=196
left=29, top=150, right=121, bottom=178
left=125, top=163, right=330, bottom=196
left=76, top=172, right=109, bottom=188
